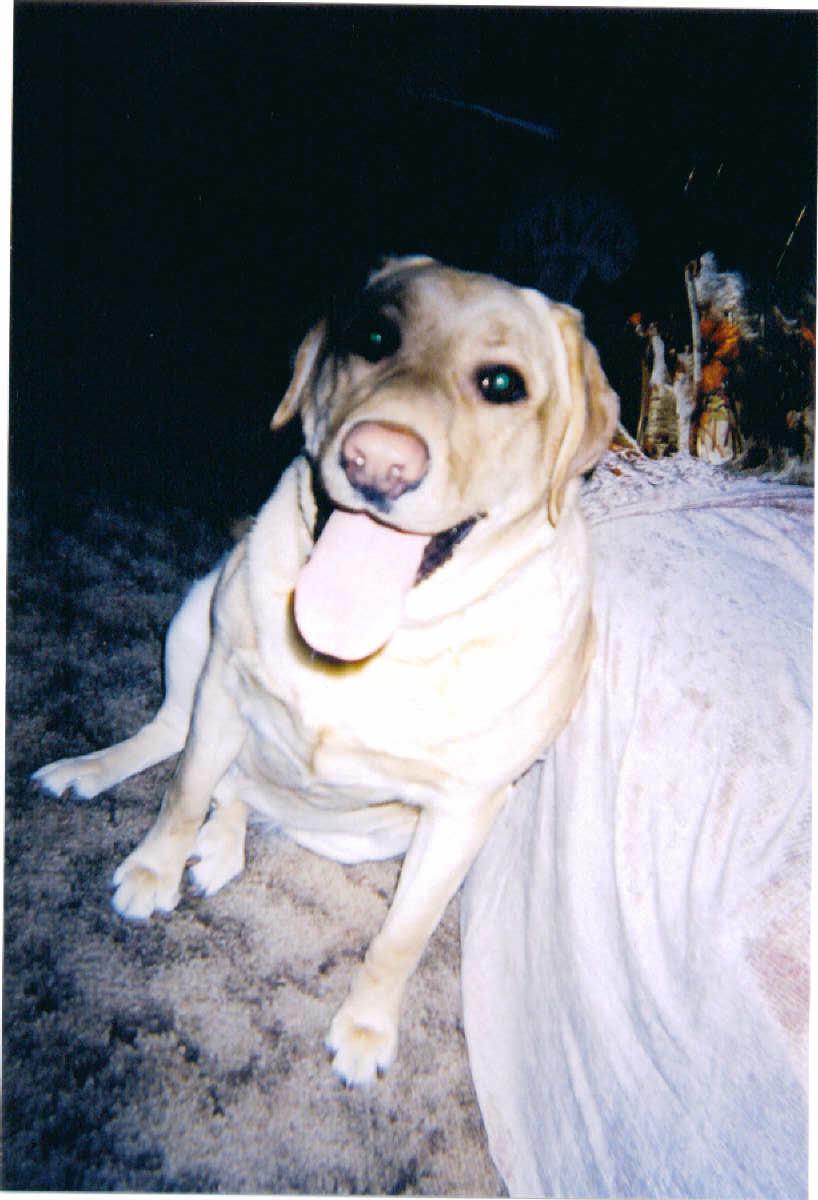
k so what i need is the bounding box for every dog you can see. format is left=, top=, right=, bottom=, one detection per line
left=34, top=256, right=618, bottom=1085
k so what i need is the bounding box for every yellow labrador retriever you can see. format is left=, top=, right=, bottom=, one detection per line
left=34, top=256, right=618, bottom=1085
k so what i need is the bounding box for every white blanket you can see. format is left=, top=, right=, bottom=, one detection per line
left=461, top=454, right=812, bottom=1199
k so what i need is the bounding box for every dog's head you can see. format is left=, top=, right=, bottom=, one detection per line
left=273, top=257, right=619, bottom=660
left=273, top=256, right=618, bottom=529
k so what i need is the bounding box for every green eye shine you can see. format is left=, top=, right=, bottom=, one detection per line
left=343, top=312, right=401, bottom=363
left=476, top=365, right=527, bottom=403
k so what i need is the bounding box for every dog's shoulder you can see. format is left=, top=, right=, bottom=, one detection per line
left=244, top=457, right=314, bottom=599
left=209, top=539, right=254, bottom=651
left=210, top=457, right=314, bottom=666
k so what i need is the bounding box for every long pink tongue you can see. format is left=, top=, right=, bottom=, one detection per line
left=294, top=510, right=430, bottom=661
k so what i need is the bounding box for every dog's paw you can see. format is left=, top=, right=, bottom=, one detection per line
left=111, top=856, right=182, bottom=920
left=32, top=751, right=113, bottom=800
left=326, top=1002, right=398, bottom=1087
left=188, top=813, right=245, bottom=897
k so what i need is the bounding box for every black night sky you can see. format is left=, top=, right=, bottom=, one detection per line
left=11, top=4, right=817, bottom=526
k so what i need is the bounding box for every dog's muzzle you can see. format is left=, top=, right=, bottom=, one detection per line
left=340, top=420, right=430, bottom=507
left=292, top=457, right=479, bottom=664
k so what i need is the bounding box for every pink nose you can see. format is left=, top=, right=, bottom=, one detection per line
left=340, top=421, right=429, bottom=502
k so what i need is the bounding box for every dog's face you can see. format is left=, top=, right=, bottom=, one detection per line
left=272, top=256, right=619, bottom=534
left=275, top=257, right=619, bottom=661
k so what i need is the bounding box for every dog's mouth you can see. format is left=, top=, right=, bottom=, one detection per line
left=293, top=461, right=479, bottom=663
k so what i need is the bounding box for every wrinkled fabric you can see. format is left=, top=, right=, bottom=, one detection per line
left=462, top=456, right=812, bottom=1199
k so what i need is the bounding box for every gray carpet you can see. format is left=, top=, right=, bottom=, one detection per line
left=4, top=493, right=504, bottom=1195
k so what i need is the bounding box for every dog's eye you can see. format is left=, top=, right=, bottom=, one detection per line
left=476, top=365, right=527, bottom=404
left=346, top=315, right=401, bottom=363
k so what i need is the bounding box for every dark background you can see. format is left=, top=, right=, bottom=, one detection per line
left=11, top=3, right=816, bottom=527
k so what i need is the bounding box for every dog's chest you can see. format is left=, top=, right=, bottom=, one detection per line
left=226, top=629, right=478, bottom=805
left=227, top=481, right=592, bottom=807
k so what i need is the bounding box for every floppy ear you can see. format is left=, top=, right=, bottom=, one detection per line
left=368, top=254, right=437, bottom=286
left=270, top=320, right=327, bottom=431
left=540, top=299, right=619, bottom=525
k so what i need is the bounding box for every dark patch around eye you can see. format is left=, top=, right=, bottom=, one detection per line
left=331, top=294, right=402, bottom=364
left=324, top=273, right=406, bottom=366
left=347, top=314, right=401, bottom=363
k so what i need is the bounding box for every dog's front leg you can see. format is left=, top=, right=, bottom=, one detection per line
left=327, top=786, right=510, bottom=1086
left=112, top=645, right=245, bottom=920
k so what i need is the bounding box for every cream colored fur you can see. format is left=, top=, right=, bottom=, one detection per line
left=34, top=258, right=618, bottom=1085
